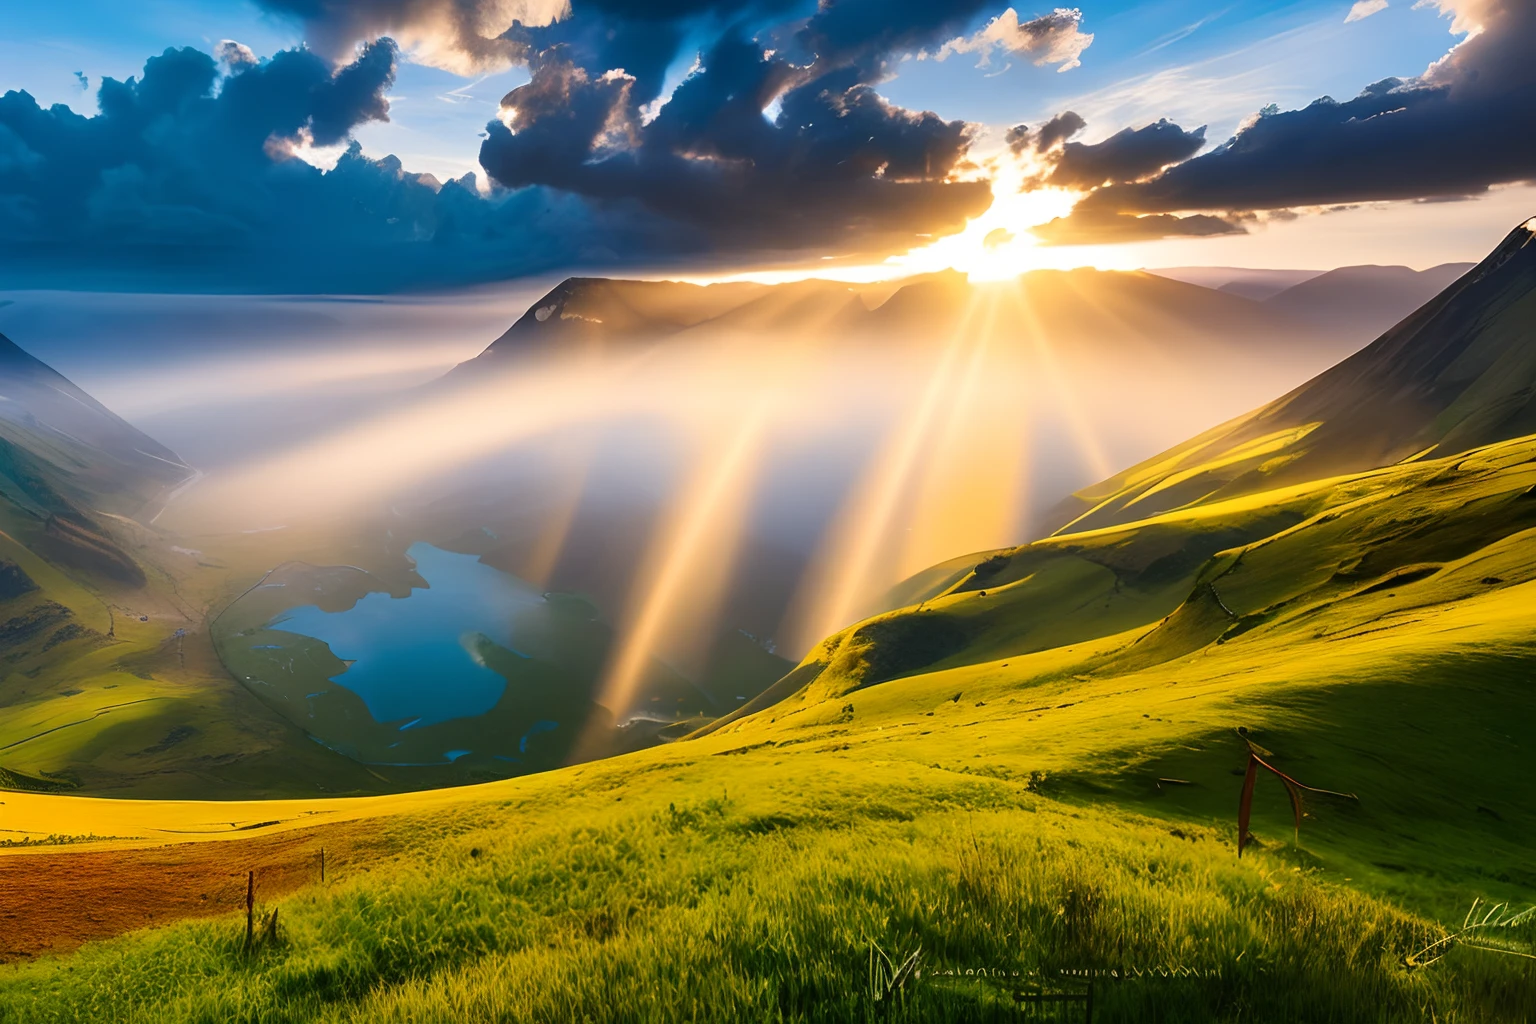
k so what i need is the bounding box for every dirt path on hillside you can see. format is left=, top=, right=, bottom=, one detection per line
left=0, top=821, right=383, bottom=962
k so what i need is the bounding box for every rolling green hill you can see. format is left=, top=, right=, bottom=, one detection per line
left=2, top=226, right=1534, bottom=1021
left=2, top=435, right=1533, bottom=1019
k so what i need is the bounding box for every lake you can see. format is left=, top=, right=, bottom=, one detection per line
left=271, top=541, right=542, bottom=726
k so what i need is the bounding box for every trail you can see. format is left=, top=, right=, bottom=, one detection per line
left=0, top=698, right=171, bottom=753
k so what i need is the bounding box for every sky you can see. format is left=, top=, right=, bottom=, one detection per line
left=0, top=0, right=1532, bottom=290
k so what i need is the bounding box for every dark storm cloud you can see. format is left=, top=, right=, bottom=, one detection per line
left=1045, top=0, right=1536, bottom=242
left=1031, top=208, right=1243, bottom=245
left=0, top=41, right=674, bottom=290
left=256, top=0, right=802, bottom=100
left=0, top=0, right=1017, bottom=288
left=478, top=37, right=990, bottom=250
left=259, top=0, right=1021, bottom=247
left=1047, top=118, right=1206, bottom=189
left=255, top=0, right=1009, bottom=247
left=1031, top=110, right=1086, bottom=152
left=1003, top=109, right=1085, bottom=158
left=0, top=41, right=397, bottom=244
left=797, top=0, right=993, bottom=77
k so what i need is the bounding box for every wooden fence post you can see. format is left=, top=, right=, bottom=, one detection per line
left=244, top=870, right=255, bottom=948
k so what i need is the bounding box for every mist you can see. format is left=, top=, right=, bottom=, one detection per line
left=0, top=273, right=1374, bottom=695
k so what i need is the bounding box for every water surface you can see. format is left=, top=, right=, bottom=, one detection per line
left=273, top=542, right=540, bottom=725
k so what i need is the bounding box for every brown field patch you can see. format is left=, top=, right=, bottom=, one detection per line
left=0, top=822, right=384, bottom=962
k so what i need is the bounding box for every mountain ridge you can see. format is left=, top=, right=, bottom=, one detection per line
left=1048, top=220, right=1535, bottom=535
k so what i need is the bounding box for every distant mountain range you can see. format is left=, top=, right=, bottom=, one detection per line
left=1152, top=262, right=1477, bottom=336
left=456, top=266, right=1344, bottom=373
left=1150, top=266, right=1322, bottom=300
left=1261, top=263, right=1476, bottom=337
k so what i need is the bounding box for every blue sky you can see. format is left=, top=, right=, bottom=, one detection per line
left=0, top=1, right=1464, bottom=182
left=888, top=1, right=1458, bottom=140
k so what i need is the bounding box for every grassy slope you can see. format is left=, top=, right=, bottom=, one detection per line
left=0, top=510, right=435, bottom=800
left=2, top=437, right=1534, bottom=1020
left=1049, top=222, right=1536, bottom=535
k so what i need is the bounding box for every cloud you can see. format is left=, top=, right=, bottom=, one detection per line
left=1028, top=116, right=1207, bottom=188
left=225, top=0, right=1001, bottom=265
left=938, top=7, right=1095, bottom=72
left=0, top=40, right=677, bottom=290
left=1033, top=110, right=1087, bottom=150
left=795, top=0, right=997, bottom=79
left=0, top=42, right=399, bottom=244
left=479, top=39, right=991, bottom=250
left=1345, top=0, right=1389, bottom=22
left=0, top=9, right=996, bottom=289
left=1054, top=0, right=1536, bottom=226
left=256, top=0, right=570, bottom=74
left=217, top=40, right=259, bottom=67
left=1030, top=207, right=1244, bottom=244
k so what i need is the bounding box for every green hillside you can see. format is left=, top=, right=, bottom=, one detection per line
left=0, top=332, right=402, bottom=799
left=4, top=226, right=1536, bottom=1019
left=2, top=434, right=1534, bottom=1020
left=1050, top=220, right=1536, bottom=534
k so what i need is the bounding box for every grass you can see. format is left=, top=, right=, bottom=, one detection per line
left=4, top=398, right=1536, bottom=1019
left=1, top=759, right=1531, bottom=1023
left=0, top=506, right=415, bottom=799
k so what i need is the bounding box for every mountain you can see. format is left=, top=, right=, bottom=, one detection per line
left=1149, top=266, right=1323, bottom=300
left=453, top=266, right=1348, bottom=381
left=1051, top=224, right=1534, bottom=534
left=0, top=332, right=192, bottom=522
left=1261, top=262, right=1477, bottom=339
left=453, top=278, right=777, bottom=369
left=0, top=332, right=195, bottom=589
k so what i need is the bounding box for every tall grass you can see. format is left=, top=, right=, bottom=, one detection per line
left=2, top=790, right=1530, bottom=1023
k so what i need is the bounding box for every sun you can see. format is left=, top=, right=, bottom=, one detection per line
left=677, top=150, right=1140, bottom=287
left=882, top=171, right=1083, bottom=281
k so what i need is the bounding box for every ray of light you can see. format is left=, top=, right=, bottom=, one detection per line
left=518, top=429, right=599, bottom=589
left=91, top=343, right=476, bottom=419
left=587, top=299, right=864, bottom=718
left=1001, top=279, right=1116, bottom=482
left=779, top=296, right=987, bottom=654
left=163, top=350, right=665, bottom=531
left=594, top=395, right=776, bottom=721
left=895, top=288, right=1032, bottom=577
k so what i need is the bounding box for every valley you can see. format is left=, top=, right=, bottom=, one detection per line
left=0, top=226, right=1533, bottom=1021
